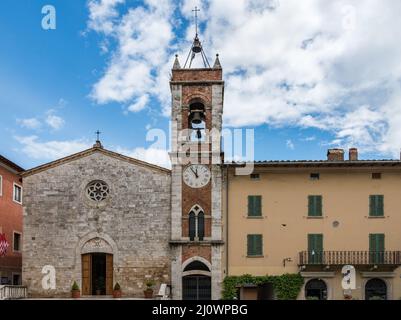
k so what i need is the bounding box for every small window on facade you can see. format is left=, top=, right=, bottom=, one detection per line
left=248, top=195, right=262, bottom=217
left=372, top=173, right=382, bottom=180
left=13, top=232, right=21, bottom=252
left=0, top=175, right=2, bottom=196
left=308, top=195, right=323, bottom=217
left=12, top=274, right=21, bottom=285
left=310, top=173, right=320, bottom=180
left=250, top=174, right=260, bottom=181
left=13, top=184, right=22, bottom=204
left=369, top=195, right=384, bottom=217
left=247, top=234, right=263, bottom=256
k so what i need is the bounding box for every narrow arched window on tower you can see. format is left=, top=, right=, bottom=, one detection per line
left=189, top=211, right=196, bottom=241
left=188, top=205, right=205, bottom=241
left=197, top=211, right=205, bottom=241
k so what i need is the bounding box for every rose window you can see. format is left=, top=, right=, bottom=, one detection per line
left=86, top=181, right=109, bottom=202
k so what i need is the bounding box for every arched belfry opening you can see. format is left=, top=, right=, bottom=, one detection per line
left=189, top=102, right=206, bottom=141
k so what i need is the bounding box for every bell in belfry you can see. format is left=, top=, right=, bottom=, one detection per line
left=192, top=36, right=202, bottom=53
left=190, top=111, right=203, bottom=125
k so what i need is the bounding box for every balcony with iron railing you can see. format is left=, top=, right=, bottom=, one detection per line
left=299, top=251, right=401, bottom=270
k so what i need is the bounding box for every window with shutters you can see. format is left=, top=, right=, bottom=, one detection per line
left=308, top=195, right=322, bottom=217
left=247, top=234, right=263, bottom=257
left=248, top=195, right=262, bottom=217
left=369, top=234, right=385, bottom=264
left=369, top=195, right=384, bottom=217
left=308, top=234, right=323, bottom=264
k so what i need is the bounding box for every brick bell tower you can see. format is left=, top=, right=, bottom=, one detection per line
left=169, top=15, right=224, bottom=300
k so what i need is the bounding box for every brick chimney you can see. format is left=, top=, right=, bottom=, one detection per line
left=349, top=148, right=358, bottom=161
left=327, top=148, right=344, bottom=161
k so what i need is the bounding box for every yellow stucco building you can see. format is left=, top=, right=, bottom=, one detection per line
left=223, top=148, right=401, bottom=300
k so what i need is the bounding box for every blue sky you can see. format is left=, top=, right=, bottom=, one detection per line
left=1, top=0, right=401, bottom=169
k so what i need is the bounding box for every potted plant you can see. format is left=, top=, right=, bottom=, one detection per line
left=113, top=282, right=122, bottom=298
left=144, top=279, right=155, bottom=298
left=71, top=281, right=80, bottom=299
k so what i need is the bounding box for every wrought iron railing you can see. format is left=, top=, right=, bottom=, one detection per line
left=299, top=251, right=401, bottom=265
left=0, top=285, right=27, bottom=300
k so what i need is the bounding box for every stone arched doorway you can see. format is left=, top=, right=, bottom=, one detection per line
left=182, top=258, right=211, bottom=300
left=305, top=279, right=328, bottom=300
left=365, top=278, right=387, bottom=300
left=80, top=237, right=114, bottom=296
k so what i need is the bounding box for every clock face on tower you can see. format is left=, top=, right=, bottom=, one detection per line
left=183, top=164, right=211, bottom=188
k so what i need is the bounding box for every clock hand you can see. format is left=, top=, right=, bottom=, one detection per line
left=190, top=167, right=198, bottom=178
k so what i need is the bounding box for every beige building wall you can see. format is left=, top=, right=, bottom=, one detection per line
left=224, top=166, right=401, bottom=300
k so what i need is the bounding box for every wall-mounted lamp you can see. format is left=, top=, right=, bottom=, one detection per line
left=283, top=257, right=292, bottom=267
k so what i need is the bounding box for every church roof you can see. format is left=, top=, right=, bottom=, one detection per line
left=21, top=145, right=171, bottom=177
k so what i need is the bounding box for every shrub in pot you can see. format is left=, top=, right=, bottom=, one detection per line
left=144, top=279, right=155, bottom=299
left=71, top=281, right=80, bottom=299
left=113, top=282, right=122, bottom=298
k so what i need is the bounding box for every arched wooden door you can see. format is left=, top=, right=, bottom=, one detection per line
left=82, top=253, right=113, bottom=295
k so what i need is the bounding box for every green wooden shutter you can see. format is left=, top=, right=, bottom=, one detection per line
left=377, top=195, right=384, bottom=216
left=248, top=196, right=252, bottom=216
left=308, top=234, right=323, bottom=264
left=308, top=196, right=314, bottom=216
left=255, top=235, right=262, bottom=256
left=369, top=195, right=375, bottom=216
left=369, top=234, right=385, bottom=263
left=255, top=196, right=261, bottom=216
left=370, top=195, right=384, bottom=217
left=308, top=196, right=322, bottom=217
left=316, top=196, right=322, bottom=216
left=248, top=196, right=262, bottom=217
left=247, top=235, right=263, bottom=256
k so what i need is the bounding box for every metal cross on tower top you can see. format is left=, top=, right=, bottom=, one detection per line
left=183, top=6, right=211, bottom=68
left=192, top=6, right=200, bottom=35
left=95, top=130, right=101, bottom=141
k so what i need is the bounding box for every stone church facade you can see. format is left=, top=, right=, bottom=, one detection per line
left=22, top=147, right=171, bottom=297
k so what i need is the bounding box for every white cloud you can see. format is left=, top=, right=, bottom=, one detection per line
left=88, top=0, right=174, bottom=114
left=116, top=146, right=171, bottom=169
left=15, top=136, right=91, bottom=160
left=87, top=0, right=401, bottom=158
left=14, top=135, right=171, bottom=169
left=128, top=94, right=149, bottom=112
left=17, top=118, right=42, bottom=130
left=87, top=0, right=125, bottom=34
left=46, top=114, right=65, bottom=130
left=286, top=139, right=295, bottom=150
